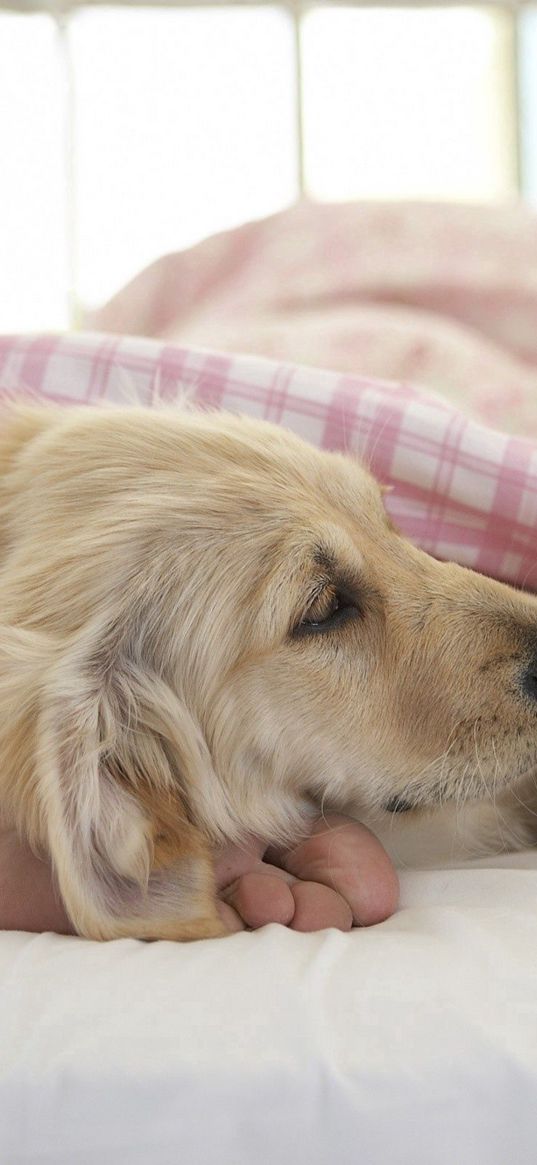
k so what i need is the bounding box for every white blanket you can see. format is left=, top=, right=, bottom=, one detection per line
left=2, top=850, right=537, bottom=1165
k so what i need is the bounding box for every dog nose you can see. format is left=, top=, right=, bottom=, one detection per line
left=522, top=662, right=537, bottom=702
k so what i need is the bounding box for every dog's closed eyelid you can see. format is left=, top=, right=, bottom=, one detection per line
left=292, top=583, right=362, bottom=638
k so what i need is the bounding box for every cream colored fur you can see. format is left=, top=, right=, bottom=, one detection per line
left=0, top=404, right=536, bottom=939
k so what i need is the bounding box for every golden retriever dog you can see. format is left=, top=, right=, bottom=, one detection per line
left=0, top=404, right=536, bottom=942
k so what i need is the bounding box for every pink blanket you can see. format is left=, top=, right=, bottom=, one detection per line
left=89, top=200, right=537, bottom=438
left=1, top=331, right=537, bottom=593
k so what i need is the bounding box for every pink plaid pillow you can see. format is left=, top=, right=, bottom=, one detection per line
left=1, top=331, right=536, bottom=590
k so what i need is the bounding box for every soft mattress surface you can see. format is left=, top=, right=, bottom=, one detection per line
left=2, top=853, right=537, bottom=1164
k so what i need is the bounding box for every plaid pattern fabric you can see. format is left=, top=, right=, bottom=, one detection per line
left=1, top=331, right=536, bottom=591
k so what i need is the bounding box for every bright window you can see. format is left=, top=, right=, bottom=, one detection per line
left=302, top=7, right=516, bottom=202
left=0, top=13, right=67, bottom=332
left=0, top=3, right=531, bottom=332
left=70, top=6, right=298, bottom=308
left=520, top=7, right=537, bottom=200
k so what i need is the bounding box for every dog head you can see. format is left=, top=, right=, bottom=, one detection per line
left=1, top=405, right=536, bottom=936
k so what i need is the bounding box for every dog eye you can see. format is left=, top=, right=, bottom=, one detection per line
left=294, top=588, right=359, bottom=636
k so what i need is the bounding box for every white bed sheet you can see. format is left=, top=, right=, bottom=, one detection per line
left=1, top=851, right=537, bottom=1165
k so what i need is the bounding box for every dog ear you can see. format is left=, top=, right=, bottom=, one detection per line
left=37, top=621, right=226, bottom=941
